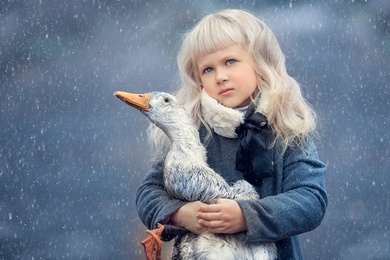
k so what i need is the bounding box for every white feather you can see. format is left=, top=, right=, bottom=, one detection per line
left=142, top=92, right=276, bottom=260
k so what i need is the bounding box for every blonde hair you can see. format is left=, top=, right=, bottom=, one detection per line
left=150, top=9, right=316, bottom=152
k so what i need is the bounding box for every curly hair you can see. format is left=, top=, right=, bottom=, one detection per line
left=149, top=9, right=316, bottom=152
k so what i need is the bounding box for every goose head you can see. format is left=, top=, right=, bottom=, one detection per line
left=114, top=91, right=187, bottom=136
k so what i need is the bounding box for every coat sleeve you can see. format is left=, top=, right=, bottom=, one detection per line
left=236, top=140, right=328, bottom=244
left=135, top=159, right=188, bottom=241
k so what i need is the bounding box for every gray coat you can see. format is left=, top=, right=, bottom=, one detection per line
left=136, top=125, right=327, bottom=259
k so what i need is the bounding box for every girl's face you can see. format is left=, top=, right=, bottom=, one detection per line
left=196, top=44, right=258, bottom=108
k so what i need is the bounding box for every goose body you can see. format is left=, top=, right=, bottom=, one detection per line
left=115, top=91, right=276, bottom=260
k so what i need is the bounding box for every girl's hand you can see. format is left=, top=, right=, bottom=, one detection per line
left=196, top=199, right=247, bottom=234
left=170, top=201, right=208, bottom=234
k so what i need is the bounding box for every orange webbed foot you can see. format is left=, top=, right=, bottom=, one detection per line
left=140, top=224, right=165, bottom=260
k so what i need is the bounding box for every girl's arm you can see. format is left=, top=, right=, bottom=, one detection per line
left=236, top=140, right=328, bottom=243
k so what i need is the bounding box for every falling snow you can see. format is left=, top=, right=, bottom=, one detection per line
left=1, top=0, right=389, bottom=259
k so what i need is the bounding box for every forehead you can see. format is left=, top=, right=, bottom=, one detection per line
left=196, top=44, right=248, bottom=66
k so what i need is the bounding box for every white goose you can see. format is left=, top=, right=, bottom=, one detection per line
left=114, top=91, right=276, bottom=260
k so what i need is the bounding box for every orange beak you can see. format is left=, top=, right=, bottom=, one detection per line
left=114, top=91, right=152, bottom=111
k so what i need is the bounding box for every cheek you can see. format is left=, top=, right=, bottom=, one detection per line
left=202, top=85, right=215, bottom=96
left=202, top=85, right=221, bottom=101
left=200, top=78, right=214, bottom=93
left=240, top=70, right=258, bottom=89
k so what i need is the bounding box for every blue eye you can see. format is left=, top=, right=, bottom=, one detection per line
left=204, top=67, right=213, bottom=74
left=227, top=59, right=236, bottom=65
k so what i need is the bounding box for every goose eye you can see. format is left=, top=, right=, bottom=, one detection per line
left=164, top=97, right=170, bottom=103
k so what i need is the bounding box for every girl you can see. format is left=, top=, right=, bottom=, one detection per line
left=136, top=9, right=327, bottom=259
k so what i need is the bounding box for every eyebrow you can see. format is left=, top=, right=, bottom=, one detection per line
left=197, top=52, right=239, bottom=67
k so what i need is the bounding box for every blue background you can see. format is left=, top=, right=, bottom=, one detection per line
left=1, top=0, right=389, bottom=259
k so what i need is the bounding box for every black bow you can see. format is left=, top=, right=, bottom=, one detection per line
left=235, top=111, right=274, bottom=185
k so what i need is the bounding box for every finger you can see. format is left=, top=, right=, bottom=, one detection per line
left=206, top=226, right=225, bottom=233
left=199, top=220, right=232, bottom=234
left=196, top=211, right=220, bottom=221
left=198, top=219, right=224, bottom=229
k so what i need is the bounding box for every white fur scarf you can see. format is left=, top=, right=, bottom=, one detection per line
left=200, top=89, right=244, bottom=138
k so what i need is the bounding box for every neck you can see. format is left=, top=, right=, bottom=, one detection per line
left=162, top=109, right=207, bottom=161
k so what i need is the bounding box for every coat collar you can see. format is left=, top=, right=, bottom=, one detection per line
left=200, top=89, right=244, bottom=138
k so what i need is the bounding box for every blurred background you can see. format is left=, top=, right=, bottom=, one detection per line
left=1, top=0, right=389, bottom=259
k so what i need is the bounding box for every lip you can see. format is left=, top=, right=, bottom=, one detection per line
left=219, top=88, right=234, bottom=96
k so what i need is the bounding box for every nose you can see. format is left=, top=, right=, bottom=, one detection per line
left=216, top=69, right=229, bottom=84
